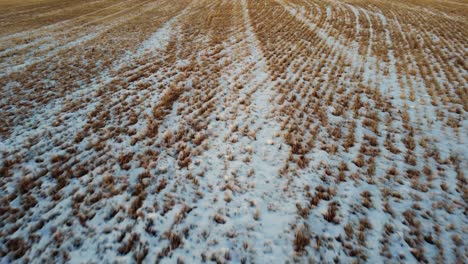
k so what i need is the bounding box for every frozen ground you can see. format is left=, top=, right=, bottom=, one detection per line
left=0, top=0, right=467, bottom=263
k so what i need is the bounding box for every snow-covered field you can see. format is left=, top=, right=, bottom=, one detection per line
left=0, top=0, right=467, bottom=262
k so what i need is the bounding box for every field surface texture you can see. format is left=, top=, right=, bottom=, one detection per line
left=0, top=0, right=467, bottom=263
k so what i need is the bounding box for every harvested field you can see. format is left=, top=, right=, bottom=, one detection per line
left=0, top=0, right=467, bottom=262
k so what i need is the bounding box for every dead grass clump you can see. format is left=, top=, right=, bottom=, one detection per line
left=284, top=130, right=308, bottom=155
left=0, top=159, right=17, bottom=178
left=118, top=233, right=139, bottom=255
left=214, top=214, right=226, bottom=224
left=357, top=218, right=372, bottom=246
left=289, top=140, right=307, bottom=155
left=353, top=95, right=362, bottom=116
left=384, top=136, right=401, bottom=154
left=17, top=175, right=35, bottom=194
left=193, top=133, right=205, bottom=146
left=361, top=191, right=373, bottom=208
left=331, top=126, right=342, bottom=140
left=156, top=179, right=167, bottom=193
left=344, top=121, right=356, bottom=151
left=6, top=237, right=29, bottom=259
left=362, top=118, right=379, bottom=134
left=118, top=152, right=134, bottom=170
left=145, top=116, right=159, bottom=138
left=409, top=247, right=426, bottom=262
left=359, top=218, right=373, bottom=230
left=406, top=169, right=420, bottom=180
left=366, top=157, right=376, bottom=179
left=323, top=202, right=340, bottom=224
left=163, top=130, right=174, bottom=145
left=129, top=193, right=146, bottom=219
left=313, top=186, right=336, bottom=204
left=177, top=146, right=192, bottom=168
left=364, top=134, right=378, bottom=147
left=168, top=232, right=182, bottom=250
left=388, top=166, right=398, bottom=176
left=50, top=154, right=69, bottom=164
left=296, top=203, right=310, bottom=218
left=75, top=165, right=89, bottom=178
left=296, top=155, right=309, bottom=169
left=403, top=135, right=416, bottom=151
left=293, top=226, right=310, bottom=253
left=451, top=234, right=462, bottom=246
left=337, top=170, right=346, bottom=182
left=405, top=151, right=417, bottom=166
left=101, top=175, right=114, bottom=189
left=20, top=194, right=37, bottom=210
left=153, top=84, right=184, bottom=119
left=354, top=154, right=366, bottom=168
left=135, top=244, right=149, bottom=264
left=344, top=223, right=353, bottom=239
left=337, top=161, right=348, bottom=181
left=403, top=210, right=420, bottom=229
